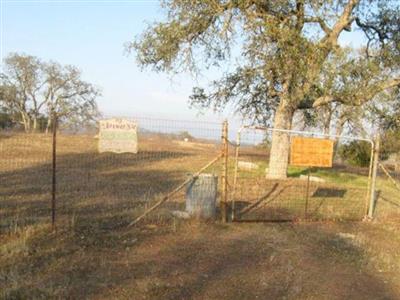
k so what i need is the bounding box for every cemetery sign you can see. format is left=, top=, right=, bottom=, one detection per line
left=98, top=118, right=138, bottom=153
left=290, top=136, right=334, bottom=168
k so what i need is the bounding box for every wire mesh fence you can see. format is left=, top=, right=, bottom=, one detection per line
left=2, top=117, right=400, bottom=234
left=0, top=117, right=223, bottom=234
left=0, top=127, right=53, bottom=233
left=374, top=161, right=400, bottom=220
left=231, top=127, right=373, bottom=222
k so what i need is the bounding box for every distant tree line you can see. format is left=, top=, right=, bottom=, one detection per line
left=0, top=53, right=100, bottom=132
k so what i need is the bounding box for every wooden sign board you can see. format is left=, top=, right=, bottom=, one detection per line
left=98, top=118, right=138, bottom=154
left=290, top=137, right=334, bottom=168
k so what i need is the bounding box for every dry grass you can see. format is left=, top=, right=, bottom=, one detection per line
left=233, top=146, right=400, bottom=222
left=1, top=133, right=400, bottom=299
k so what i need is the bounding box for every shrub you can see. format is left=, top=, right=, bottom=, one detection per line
left=0, top=112, right=15, bottom=129
left=338, top=141, right=372, bottom=167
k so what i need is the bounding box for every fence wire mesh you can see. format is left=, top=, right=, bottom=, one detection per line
left=231, top=127, right=372, bottom=222
left=375, top=161, right=400, bottom=220
left=0, top=128, right=52, bottom=232
left=2, top=118, right=400, bottom=234
left=0, top=117, right=223, bottom=234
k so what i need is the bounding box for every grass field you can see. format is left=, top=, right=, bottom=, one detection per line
left=233, top=146, right=399, bottom=222
left=1, top=132, right=400, bottom=299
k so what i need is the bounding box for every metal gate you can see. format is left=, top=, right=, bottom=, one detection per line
left=230, top=126, right=374, bottom=222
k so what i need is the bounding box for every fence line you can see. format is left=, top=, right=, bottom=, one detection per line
left=379, top=163, right=400, bottom=191
left=0, top=117, right=224, bottom=233
left=1, top=117, right=399, bottom=234
left=129, top=154, right=223, bottom=226
left=230, top=126, right=376, bottom=222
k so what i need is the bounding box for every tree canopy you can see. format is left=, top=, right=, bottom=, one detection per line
left=0, top=53, right=100, bottom=132
left=131, top=0, right=400, bottom=178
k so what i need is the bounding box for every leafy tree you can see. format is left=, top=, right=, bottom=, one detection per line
left=0, top=54, right=41, bottom=131
left=131, top=0, right=400, bottom=179
left=0, top=53, right=100, bottom=132
left=0, top=108, right=15, bottom=129
left=381, top=130, right=400, bottom=171
left=338, top=140, right=372, bottom=167
left=41, top=61, right=100, bottom=132
left=339, top=138, right=389, bottom=167
left=296, top=50, right=367, bottom=136
left=367, top=88, right=400, bottom=170
left=367, top=86, right=400, bottom=130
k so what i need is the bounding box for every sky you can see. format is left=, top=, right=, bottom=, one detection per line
left=1, top=0, right=230, bottom=122
left=1, top=0, right=367, bottom=125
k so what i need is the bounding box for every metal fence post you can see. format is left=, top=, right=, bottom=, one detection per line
left=231, top=128, right=241, bottom=221
left=221, top=120, right=228, bottom=222
left=52, top=113, right=57, bottom=230
left=364, top=140, right=375, bottom=217
left=304, top=168, right=311, bottom=220
left=368, top=134, right=380, bottom=219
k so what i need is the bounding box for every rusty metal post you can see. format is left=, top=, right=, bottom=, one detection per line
left=304, top=168, right=311, bottom=220
left=51, top=113, right=57, bottom=230
left=368, top=134, right=380, bottom=219
left=231, top=129, right=241, bottom=221
left=221, top=120, right=228, bottom=222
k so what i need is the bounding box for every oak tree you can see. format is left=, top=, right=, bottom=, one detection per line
left=132, top=0, right=400, bottom=178
left=0, top=53, right=100, bottom=132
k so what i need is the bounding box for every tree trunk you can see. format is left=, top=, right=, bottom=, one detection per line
left=267, top=103, right=295, bottom=179
left=32, top=117, right=38, bottom=132
left=333, top=117, right=346, bottom=161
left=45, top=118, right=52, bottom=135
left=323, top=109, right=332, bottom=135
left=21, top=112, right=31, bottom=132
